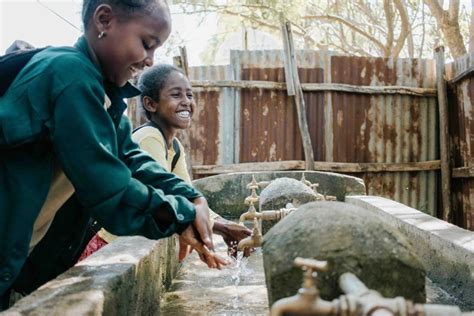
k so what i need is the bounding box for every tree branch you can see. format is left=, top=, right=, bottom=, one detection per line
left=392, top=0, right=412, bottom=58
left=384, top=0, right=394, bottom=57
left=303, top=14, right=386, bottom=51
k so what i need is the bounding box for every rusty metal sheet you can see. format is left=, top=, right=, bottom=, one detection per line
left=187, top=65, right=231, bottom=166
left=188, top=50, right=440, bottom=219
left=329, top=55, right=438, bottom=215
left=447, top=52, right=474, bottom=229
left=237, top=50, right=329, bottom=163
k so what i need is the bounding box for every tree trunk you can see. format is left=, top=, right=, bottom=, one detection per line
left=424, top=0, right=467, bottom=58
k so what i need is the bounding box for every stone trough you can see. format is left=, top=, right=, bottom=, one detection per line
left=2, top=171, right=473, bottom=314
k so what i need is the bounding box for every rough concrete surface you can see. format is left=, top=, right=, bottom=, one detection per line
left=259, top=177, right=318, bottom=210
left=2, top=236, right=178, bottom=316
left=193, top=171, right=365, bottom=219
left=262, top=201, right=426, bottom=306
left=259, top=177, right=319, bottom=234
left=346, top=195, right=474, bottom=311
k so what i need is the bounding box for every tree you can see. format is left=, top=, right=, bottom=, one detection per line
left=171, top=0, right=472, bottom=61
left=424, top=0, right=467, bottom=58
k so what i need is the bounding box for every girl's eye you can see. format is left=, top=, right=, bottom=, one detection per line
left=142, top=41, right=150, bottom=50
left=187, top=94, right=193, bottom=99
left=171, top=94, right=180, bottom=98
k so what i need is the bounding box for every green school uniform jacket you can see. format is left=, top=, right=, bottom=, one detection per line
left=0, top=36, right=201, bottom=296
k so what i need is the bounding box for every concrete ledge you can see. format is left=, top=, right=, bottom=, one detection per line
left=346, top=195, right=474, bottom=309
left=2, top=236, right=178, bottom=316
left=193, top=171, right=365, bottom=218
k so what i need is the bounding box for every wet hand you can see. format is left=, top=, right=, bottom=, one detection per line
left=192, top=197, right=214, bottom=251
left=179, top=226, right=230, bottom=269
left=213, top=218, right=252, bottom=258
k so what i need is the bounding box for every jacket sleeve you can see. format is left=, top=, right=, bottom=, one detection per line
left=118, top=116, right=202, bottom=199
left=51, top=79, right=196, bottom=239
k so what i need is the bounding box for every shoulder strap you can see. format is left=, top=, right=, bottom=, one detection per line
left=0, top=47, right=47, bottom=97
left=132, top=121, right=182, bottom=168
left=171, top=139, right=181, bottom=171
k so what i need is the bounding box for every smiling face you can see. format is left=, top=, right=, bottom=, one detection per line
left=88, top=4, right=171, bottom=87
left=151, top=71, right=195, bottom=136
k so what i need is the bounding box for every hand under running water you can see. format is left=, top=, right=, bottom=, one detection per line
left=212, top=218, right=252, bottom=258
left=178, top=197, right=230, bottom=269
left=178, top=227, right=230, bottom=269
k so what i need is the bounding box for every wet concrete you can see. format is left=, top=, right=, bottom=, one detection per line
left=159, top=235, right=268, bottom=316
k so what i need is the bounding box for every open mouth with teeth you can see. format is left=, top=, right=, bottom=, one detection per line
left=177, top=110, right=191, bottom=119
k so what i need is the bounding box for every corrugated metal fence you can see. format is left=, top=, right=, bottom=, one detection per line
left=184, top=50, right=440, bottom=218
left=129, top=49, right=474, bottom=229
left=447, top=53, right=474, bottom=230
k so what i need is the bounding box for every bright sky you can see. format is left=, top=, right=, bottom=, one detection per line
left=0, top=0, right=222, bottom=66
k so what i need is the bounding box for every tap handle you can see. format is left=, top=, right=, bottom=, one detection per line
left=294, top=257, right=329, bottom=273
left=247, top=175, right=260, bottom=190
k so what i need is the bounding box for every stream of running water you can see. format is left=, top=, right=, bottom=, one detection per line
left=159, top=235, right=268, bottom=316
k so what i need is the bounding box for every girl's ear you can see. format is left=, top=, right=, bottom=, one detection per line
left=143, top=96, right=158, bottom=113
left=92, top=4, right=114, bottom=34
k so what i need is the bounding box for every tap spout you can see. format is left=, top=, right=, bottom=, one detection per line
left=270, top=291, right=336, bottom=316
left=271, top=258, right=336, bottom=316
left=237, top=218, right=262, bottom=251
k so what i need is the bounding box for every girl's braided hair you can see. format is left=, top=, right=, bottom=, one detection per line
left=137, top=64, right=184, bottom=120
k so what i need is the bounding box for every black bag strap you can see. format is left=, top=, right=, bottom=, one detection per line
left=171, top=138, right=181, bottom=172
left=133, top=121, right=181, bottom=171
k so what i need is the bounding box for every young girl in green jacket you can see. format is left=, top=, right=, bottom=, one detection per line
left=0, top=0, right=225, bottom=308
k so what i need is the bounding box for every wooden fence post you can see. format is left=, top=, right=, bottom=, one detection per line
left=281, top=21, right=315, bottom=170
left=434, top=46, right=452, bottom=222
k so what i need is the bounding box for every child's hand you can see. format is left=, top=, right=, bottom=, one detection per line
left=192, top=197, right=214, bottom=251
left=178, top=226, right=230, bottom=269
left=213, top=218, right=252, bottom=257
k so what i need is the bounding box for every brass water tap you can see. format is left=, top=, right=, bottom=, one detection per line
left=271, top=257, right=469, bottom=316
left=300, top=173, right=313, bottom=187
left=246, top=174, right=271, bottom=190
left=244, top=187, right=259, bottom=205
left=247, top=175, right=260, bottom=190
left=237, top=217, right=262, bottom=251
left=270, top=257, right=336, bottom=316
left=239, top=203, right=259, bottom=223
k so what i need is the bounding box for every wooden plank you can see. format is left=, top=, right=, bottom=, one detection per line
left=192, top=160, right=441, bottom=175
left=230, top=51, right=242, bottom=164
left=179, top=46, right=190, bottom=78
left=435, top=46, right=452, bottom=222
left=282, top=21, right=315, bottom=170
left=281, top=23, right=295, bottom=96
left=452, top=167, right=474, bottom=178
left=190, top=80, right=437, bottom=97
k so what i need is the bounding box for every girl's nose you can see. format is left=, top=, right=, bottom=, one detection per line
left=144, top=56, right=153, bottom=67
left=181, top=98, right=191, bottom=106
left=144, top=50, right=154, bottom=67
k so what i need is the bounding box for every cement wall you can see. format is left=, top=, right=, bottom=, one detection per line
left=346, top=196, right=474, bottom=309
left=2, top=236, right=178, bottom=316
left=193, top=170, right=366, bottom=218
